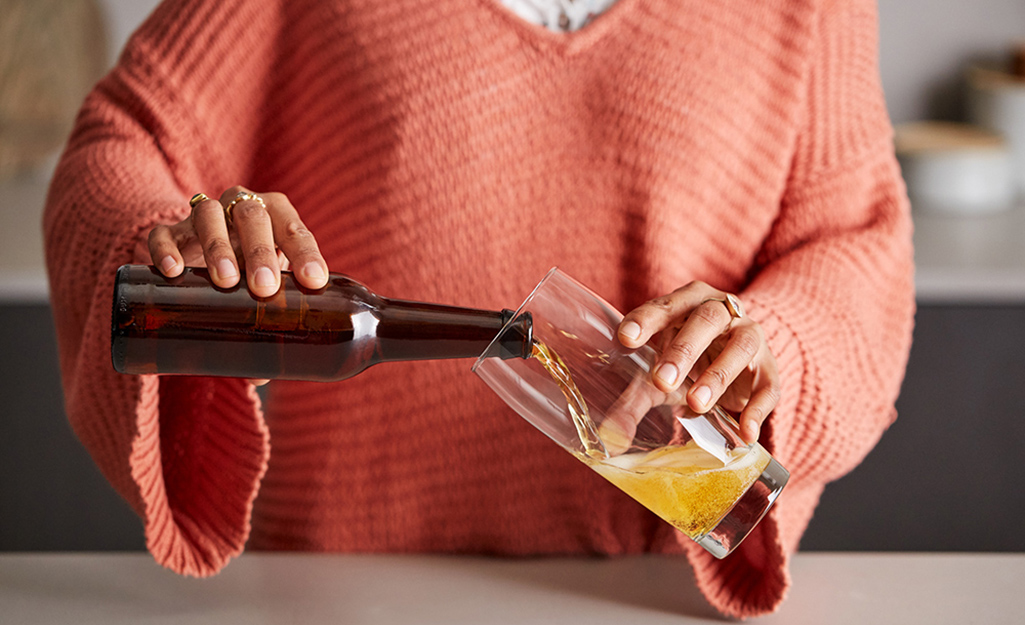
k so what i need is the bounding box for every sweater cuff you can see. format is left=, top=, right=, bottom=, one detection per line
left=130, top=374, right=269, bottom=576
left=674, top=294, right=807, bottom=618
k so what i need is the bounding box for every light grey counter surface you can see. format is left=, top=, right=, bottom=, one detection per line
left=1, top=552, right=1021, bottom=624
left=912, top=207, right=1025, bottom=304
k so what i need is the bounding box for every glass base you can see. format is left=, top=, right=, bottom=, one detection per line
left=695, top=456, right=789, bottom=559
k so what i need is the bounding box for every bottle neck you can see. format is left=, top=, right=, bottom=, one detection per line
left=375, top=299, right=531, bottom=363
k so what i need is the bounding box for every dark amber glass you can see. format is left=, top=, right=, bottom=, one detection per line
left=111, top=265, right=532, bottom=381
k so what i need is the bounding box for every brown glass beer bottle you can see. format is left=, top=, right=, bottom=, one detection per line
left=111, top=265, right=532, bottom=381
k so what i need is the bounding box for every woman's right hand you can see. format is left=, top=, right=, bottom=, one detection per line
left=146, top=186, right=329, bottom=296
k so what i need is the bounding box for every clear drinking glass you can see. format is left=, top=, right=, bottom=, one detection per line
left=473, top=268, right=789, bottom=558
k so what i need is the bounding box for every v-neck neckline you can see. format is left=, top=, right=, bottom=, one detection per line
left=476, top=0, right=644, bottom=58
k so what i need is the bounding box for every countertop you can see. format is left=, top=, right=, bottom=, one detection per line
left=2, top=166, right=1024, bottom=304
left=912, top=207, right=1025, bottom=304
left=1, top=552, right=1021, bottom=624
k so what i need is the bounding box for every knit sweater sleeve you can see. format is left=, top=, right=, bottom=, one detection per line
left=684, top=0, right=915, bottom=617
left=42, top=0, right=280, bottom=576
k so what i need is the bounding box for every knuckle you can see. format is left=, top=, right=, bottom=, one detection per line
left=246, top=243, right=277, bottom=260
left=225, top=185, right=247, bottom=197
left=646, top=295, right=674, bottom=312
left=745, top=403, right=766, bottom=422
left=628, top=299, right=670, bottom=330
left=204, top=238, right=234, bottom=257
left=191, top=201, right=221, bottom=221
left=752, top=384, right=782, bottom=415
left=705, top=366, right=730, bottom=389
left=283, top=219, right=314, bottom=241
left=663, top=340, right=699, bottom=365
left=234, top=201, right=268, bottom=221
left=745, top=321, right=766, bottom=342
left=733, top=328, right=762, bottom=358
left=693, top=303, right=727, bottom=328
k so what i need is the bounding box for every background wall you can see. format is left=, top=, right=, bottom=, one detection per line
left=880, top=0, right=1025, bottom=124
left=98, top=0, right=161, bottom=66
left=1, top=0, right=1023, bottom=553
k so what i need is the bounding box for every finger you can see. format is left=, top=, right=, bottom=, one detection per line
left=191, top=196, right=241, bottom=287
left=147, top=224, right=185, bottom=277
left=652, top=299, right=733, bottom=393
left=617, top=282, right=716, bottom=349
left=192, top=195, right=235, bottom=279
left=599, top=376, right=666, bottom=455
left=222, top=187, right=281, bottom=297
left=687, top=322, right=763, bottom=413
left=737, top=371, right=781, bottom=444
left=263, top=193, right=328, bottom=290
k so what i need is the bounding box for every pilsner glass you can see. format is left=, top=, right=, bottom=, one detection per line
left=473, top=269, right=789, bottom=558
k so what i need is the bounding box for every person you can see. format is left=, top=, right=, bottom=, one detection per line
left=42, top=0, right=914, bottom=618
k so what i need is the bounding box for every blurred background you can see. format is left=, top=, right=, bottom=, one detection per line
left=1, top=0, right=1023, bottom=553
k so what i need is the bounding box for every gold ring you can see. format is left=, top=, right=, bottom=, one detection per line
left=702, top=293, right=745, bottom=320
left=189, top=193, right=210, bottom=208
left=223, top=191, right=266, bottom=224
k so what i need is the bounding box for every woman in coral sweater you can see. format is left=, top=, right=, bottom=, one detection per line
left=43, top=0, right=914, bottom=618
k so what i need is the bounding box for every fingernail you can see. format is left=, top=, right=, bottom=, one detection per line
left=620, top=321, right=641, bottom=342
left=254, top=267, right=277, bottom=289
left=216, top=258, right=238, bottom=281
left=746, top=421, right=761, bottom=442
left=656, top=362, right=678, bottom=386
left=301, top=262, right=326, bottom=283
left=693, top=385, right=712, bottom=408
left=159, top=255, right=178, bottom=275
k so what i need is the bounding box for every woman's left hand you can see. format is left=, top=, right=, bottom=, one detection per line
left=617, top=282, right=780, bottom=444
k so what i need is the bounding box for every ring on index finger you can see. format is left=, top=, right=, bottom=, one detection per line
left=223, top=191, right=266, bottom=225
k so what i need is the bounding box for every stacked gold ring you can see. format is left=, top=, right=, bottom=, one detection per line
left=223, top=191, right=266, bottom=224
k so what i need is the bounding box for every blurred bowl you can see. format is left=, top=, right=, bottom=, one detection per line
left=895, top=122, right=1015, bottom=215
left=967, top=66, right=1025, bottom=196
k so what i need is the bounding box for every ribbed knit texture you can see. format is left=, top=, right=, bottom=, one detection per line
left=43, top=0, right=914, bottom=618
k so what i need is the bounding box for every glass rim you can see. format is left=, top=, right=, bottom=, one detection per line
left=471, top=266, right=559, bottom=373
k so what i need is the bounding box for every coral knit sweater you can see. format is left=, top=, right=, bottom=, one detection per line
left=43, top=0, right=914, bottom=618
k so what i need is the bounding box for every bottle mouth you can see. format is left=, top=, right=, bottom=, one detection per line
left=472, top=267, right=558, bottom=372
